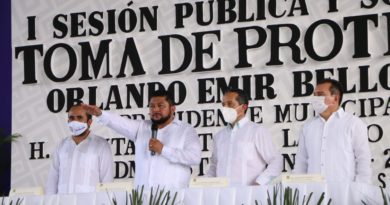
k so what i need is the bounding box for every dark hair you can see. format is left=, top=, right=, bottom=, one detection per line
left=317, top=78, right=344, bottom=105
left=69, top=103, right=92, bottom=120
left=223, top=88, right=249, bottom=106
left=150, top=90, right=174, bottom=106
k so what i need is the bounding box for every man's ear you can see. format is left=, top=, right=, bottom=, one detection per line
left=87, top=118, right=93, bottom=126
left=171, top=105, right=176, bottom=113
left=243, top=104, right=248, bottom=112
left=334, top=95, right=341, bottom=105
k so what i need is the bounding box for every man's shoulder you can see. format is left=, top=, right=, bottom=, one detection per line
left=54, top=136, right=72, bottom=150
left=242, top=120, right=269, bottom=132
left=58, top=136, right=72, bottom=143
left=340, top=111, right=366, bottom=126
left=174, top=118, right=195, bottom=129
left=302, top=116, right=320, bottom=128
left=89, top=133, right=111, bottom=144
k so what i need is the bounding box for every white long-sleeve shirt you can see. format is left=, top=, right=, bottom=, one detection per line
left=45, top=133, right=114, bottom=194
left=207, top=117, right=283, bottom=186
left=294, top=108, right=372, bottom=184
left=97, top=111, right=202, bottom=189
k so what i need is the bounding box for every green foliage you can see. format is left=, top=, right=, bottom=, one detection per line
left=108, top=185, right=178, bottom=205
left=1, top=197, right=23, bottom=205
left=131, top=185, right=144, bottom=205
left=149, top=186, right=177, bottom=205
left=255, top=184, right=331, bottom=205
left=0, top=130, right=21, bottom=146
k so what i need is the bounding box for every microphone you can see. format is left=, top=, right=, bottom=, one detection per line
left=151, top=123, right=158, bottom=156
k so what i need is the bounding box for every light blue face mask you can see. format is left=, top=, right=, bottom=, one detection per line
left=67, top=121, right=88, bottom=136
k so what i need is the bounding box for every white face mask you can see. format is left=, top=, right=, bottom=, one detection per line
left=310, top=96, right=328, bottom=114
left=68, top=121, right=88, bottom=136
left=222, top=106, right=238, bottom=124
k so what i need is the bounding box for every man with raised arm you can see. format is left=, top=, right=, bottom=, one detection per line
left=82, top=90, right=202, bottom=189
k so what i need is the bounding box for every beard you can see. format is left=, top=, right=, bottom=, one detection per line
left=151, top=115, right=171, bottom=125
left=73, top=128, right=89, bottom=137
left=151, top=110, right=173, bottom=125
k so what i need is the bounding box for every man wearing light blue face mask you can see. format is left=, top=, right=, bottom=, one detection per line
left=294, top=79, right=372, bottom=184
left=206, top=88, right=283, bottom=186
left=45, top=104, right=114, bottom=194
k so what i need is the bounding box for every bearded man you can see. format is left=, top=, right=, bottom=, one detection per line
left=82, top=90, right=201, bottom=189
left=46, top=104, right=114, bottom=194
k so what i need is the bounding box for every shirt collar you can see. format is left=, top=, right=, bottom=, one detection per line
left=334, top=107, right=345, bottom=118
left=317, top=107, right=345, bottom=121
left=228, top=117, right=249, bottom=130
left=172, top=116, right=181, bottom=125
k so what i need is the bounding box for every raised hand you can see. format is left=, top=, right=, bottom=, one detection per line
left=80, top=103, right=102, bottom=116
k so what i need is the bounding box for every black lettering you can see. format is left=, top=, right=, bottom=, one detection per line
left=282, top=129, right=298, bottom=147
left=53, top=14, right=68, bottom=39
left=70, top=12, right=87, bottom=37
left=159, top=34, right=192, bottom=74
left=175, top=3, right=193, bottom=28
left=117, top=38, right=146, bottom=77
left=368, top=124, right=383, bottom=143
left=293, top=71, right=314, bottom=97
left=139, top=6, right=158, bottom=31
left=217, top=0, right=237, bottom=24
left=267, top=24, right=306, bottom=65
left=234, top=26, right=267, bottom=68
left=282, top=153, right=296, bottom=172
left=79, top=39, right=113, bottom=80
left=305, top=19, right=343, bottom=61
left=44, top=43, right=77, bottom=82
left=29, top=142, right=45, bottom=160
left=27, top=16, right=36, bottom=40
left=14, top=44, right=43, bottom=84
left=359, top=65, right=378, bottom=92
left=344, top=14, right=378, bottom=58
left=198, top=78, right=215, bottom=104
left=88, top=11, right=104, bottom=36
left=192, top=30, right=221, bottom=72
left=47, top=89, right=66, bottom=113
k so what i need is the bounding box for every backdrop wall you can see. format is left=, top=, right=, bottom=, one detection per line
left=11, top=0, right=390, bottom=188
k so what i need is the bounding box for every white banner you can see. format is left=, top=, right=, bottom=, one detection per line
left=11, top=0, right=390, bottom=188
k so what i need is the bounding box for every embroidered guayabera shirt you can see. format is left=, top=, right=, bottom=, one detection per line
left=207, top=117, right=283, bottom=186
left=46, top=133, right=114, bottom=194
left=97, top=111, right=202, bottom=189
left=294, top=108, right=372, bottom=184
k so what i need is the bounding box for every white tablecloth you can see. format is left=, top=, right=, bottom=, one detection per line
left=2, top=182, right=388, bottom=205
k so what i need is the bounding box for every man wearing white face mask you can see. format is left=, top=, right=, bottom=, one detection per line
left=45, top=104, right=114, bottom=194
left=294, top=79, right=372, bottom=183
left=206, top=88, right=283, bottom=186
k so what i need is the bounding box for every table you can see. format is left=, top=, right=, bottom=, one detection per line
left=1, top=182, right=388, bottom=205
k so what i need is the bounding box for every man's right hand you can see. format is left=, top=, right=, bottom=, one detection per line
left=81, top=104, right=102, bottom=116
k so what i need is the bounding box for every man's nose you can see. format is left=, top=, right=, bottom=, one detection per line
left=150, top=107, right=160, bottom=112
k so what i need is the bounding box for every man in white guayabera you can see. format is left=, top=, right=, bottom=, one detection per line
left=46, top=104, right=114, bottom=194
left=206, top=88, right=283, bottom=186
left=294, top=78, right=372, bottom=184
left=82, top=90, right=202, bottom=189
